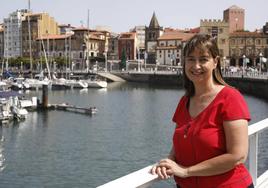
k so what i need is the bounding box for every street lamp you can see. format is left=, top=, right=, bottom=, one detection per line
left=104, top=52, right=107, bottom=72
left=223, top=56, right=226, bottom=76
left=242, top=55, right=246, bottom=78
left=259, top=52, right=263, bottom=74
left=82, top=43, right=86, bottom=71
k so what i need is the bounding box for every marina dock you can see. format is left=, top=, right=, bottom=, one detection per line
left=48, top=103, right=97, bottom=115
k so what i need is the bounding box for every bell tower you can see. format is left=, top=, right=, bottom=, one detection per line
left=145, top=12, right=163, bottom=64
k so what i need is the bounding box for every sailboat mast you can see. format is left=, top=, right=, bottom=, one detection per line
left=86, top=9, right=89, bottom=72
left=28, top=0, right=33, bottom=78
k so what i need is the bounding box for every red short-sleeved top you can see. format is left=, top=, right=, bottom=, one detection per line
left=172, top=86, right=252, bottom=188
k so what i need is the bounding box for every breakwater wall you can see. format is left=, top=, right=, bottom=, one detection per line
left=114, top=73, right=268, bottom=100
left=224, top=77, right=268, bottom=100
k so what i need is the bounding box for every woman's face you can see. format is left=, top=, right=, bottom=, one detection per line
left=184, top=47, right=217, bottom=85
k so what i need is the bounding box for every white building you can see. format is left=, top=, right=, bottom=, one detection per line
left=130, top=26, right=146, bottom=51
left=3, top=9, right=29, bottom=58
left=156, top=29, right=195, bottom=65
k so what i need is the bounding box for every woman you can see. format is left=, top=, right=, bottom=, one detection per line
left=151, top=34, right=253, bottom=188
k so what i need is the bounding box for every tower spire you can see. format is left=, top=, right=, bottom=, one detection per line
left=149, top=12, right=160, bottom=28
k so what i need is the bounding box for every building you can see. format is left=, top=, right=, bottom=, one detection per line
left=21, top=12, right=59, bottom=59
left=37, top=34, right=72, bottom=70
left=200, top=19, right=229, bottom=57
left=118, top=32, right=137, bottom=60
left=199, top=5, right=245, bottom=59
left=3, top=9, right=29, bottom=58
left=38, top=27, right=106, bottom=70
left=0, top=24, right=4, bottom=60
left=156, top=29, right=195, bottom=65
left=130, top=26, right=146, bottom=58
left=223, top=5, right=245, bottom=33
left=263, top=22, right=268, bottom=35
left=58, top=24, right=75, bottom=35
left=145, top=12, right=164, bottom=64
left=229, top=31, right=268, bottom=67
left=107, top=32, right=119, bottom=61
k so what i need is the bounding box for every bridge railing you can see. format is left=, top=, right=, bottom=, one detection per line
left=97, top=118, right=268, bottom=188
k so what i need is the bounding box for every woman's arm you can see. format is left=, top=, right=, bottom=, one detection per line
left=167, top=146, right=176, bottom=161
left=158, top=119, right=249, bottom=178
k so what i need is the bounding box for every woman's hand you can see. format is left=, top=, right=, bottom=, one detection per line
left=151, top=159, right=189, bottom=179
left=151, top=164, right=171, bottom=180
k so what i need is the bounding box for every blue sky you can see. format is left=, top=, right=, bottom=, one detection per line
left=1, top=0, right=267, bottom=33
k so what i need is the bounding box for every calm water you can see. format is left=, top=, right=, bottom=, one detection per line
left=0, top=82, right=267, bottom=188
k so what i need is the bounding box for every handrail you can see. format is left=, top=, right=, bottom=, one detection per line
left=96, top=165, right=159, bottom=188
left=97, top=118, right=268, bottom=188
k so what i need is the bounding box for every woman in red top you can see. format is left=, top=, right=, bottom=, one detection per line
left=151, top=34, right=253, bottom=188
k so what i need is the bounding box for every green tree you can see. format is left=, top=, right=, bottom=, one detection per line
left=120, top=48, right=126, bottom=70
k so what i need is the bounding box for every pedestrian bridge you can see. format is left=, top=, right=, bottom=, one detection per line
left=97, top=72, right=126, bottom=82
left=97, top=118, right=268, bottom=188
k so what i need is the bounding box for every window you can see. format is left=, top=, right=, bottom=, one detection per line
left=231, top=49, right=236, bottom=56
left=247, top=39, right=252, bottom=45
left=211, top=27, right=218, bottom=37
left=256, top=39, right=261, bottom=45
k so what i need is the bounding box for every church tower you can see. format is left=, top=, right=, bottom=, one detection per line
left=145, top=12, right=163, bottom=64
left=223, top=5, right=245, bottom=33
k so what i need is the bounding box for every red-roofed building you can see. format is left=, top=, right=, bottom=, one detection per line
left=36, top=27, right=108, bottom=70
left=156, top=30, right=195, bottom=65
left=118, top=32, right=137, bottom=60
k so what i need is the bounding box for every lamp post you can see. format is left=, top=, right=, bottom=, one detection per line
left=242, top=55, right=246, bottom=78
left=137, top=47, right=140, bottom=72
left=223, top=56, right=226, bottom=76
left=144, top=51, right=147, bottom=70
left=126, top=60, right=129, bottom=72
left=259, top=52, right=263, bottom=75
left=82, top=43, right=86, bottom=71
left=104, top=52, right=107, bottom=72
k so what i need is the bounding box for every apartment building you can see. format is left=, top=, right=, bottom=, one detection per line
left=118, top=32, right=137, bottom=61
left=229, top=31, right=268, bottom=67
left=156, top=29, right=195, bottom=66
left=3, top=9, right=29, bottom=58
left=21, top=12, right=59, bottom=58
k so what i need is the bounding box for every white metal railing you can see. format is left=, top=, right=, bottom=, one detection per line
left=97, top=118, right=268, bottom=188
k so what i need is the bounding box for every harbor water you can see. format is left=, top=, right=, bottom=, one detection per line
left=0, top=82, right=267, bottom=188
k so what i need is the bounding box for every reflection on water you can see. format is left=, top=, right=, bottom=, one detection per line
left=0, top=126, right=5, bottom=172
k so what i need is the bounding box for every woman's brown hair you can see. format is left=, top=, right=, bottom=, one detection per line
left=182, top=34, right=229, bottom=97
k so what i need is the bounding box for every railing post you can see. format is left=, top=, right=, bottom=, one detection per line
left=249, top=133, right=258, bottom=186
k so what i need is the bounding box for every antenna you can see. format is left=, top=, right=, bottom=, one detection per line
left=87, top=9, right=89, bottom=29
left=28, top=0, right=33, bottom=78
left=28, top=0, right=31, bottom=10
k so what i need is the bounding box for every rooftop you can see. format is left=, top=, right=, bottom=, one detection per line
left=158, top=30, right=195, bottom=41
